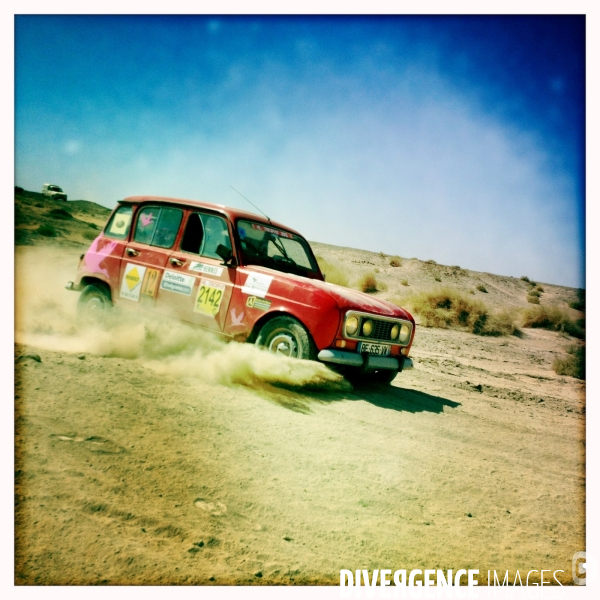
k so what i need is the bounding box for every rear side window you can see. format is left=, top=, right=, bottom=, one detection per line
left=180, top=212, right=232, bottom=259
left=105, top=205, right=133, bottom=240
left=134, top=206, right=183, bottom=249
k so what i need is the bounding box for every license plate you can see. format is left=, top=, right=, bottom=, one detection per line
left=358, top=342, right=391, bottom=356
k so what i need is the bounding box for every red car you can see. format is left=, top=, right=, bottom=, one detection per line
left=67, top=196, right=415, bottom=384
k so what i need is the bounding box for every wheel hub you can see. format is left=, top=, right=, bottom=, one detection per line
left=268, top=333, right=298, bottom=357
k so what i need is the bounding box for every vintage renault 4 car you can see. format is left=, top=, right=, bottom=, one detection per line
left=67, top=196, right=415, bottom=384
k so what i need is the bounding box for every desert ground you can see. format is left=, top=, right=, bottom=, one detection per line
left=14, top=192, right=585, bottom=585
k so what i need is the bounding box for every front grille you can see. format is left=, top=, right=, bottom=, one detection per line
left=366, top=318, right=394, bottom=341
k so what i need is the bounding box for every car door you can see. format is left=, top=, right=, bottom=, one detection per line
left=117, top=204, right=184, bottom=312
left=162, top=209, right=237, bottom=333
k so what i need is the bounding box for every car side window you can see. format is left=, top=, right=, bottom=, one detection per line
left=180, top=212, right=232, bottom=260
left=134, top=206, right=183, bottom=249
left=105, top=205, right=133, bottom=240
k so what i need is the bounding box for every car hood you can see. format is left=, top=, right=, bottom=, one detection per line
left=246, top=265, right=414, bottom=322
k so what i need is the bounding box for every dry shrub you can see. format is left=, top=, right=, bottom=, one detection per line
left=553, top=344, right=585, bottom=379
left=522, top=305, right=585, bottom=339
left=83, top=230, right=98, bottom=240
left=359, top=272, right=386, bottom=293
left=315, top=256, right=349, bottom=288
left=389, top=256, right=402, bottom=267
left=569, top=288, right=585, bottom=311
left=476, top=284, right=488, bottom=293
left=526, top=295, right=540, bottom=304
left=408, top=287, right=516, bottom=336
left=400, top=279, right=409, bottom=286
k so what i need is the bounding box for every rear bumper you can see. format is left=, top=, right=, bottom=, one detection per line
left=317, top=349, right=413, bottom=372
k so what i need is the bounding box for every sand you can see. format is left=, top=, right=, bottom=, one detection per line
left=14, top=242, right=584, bottom=585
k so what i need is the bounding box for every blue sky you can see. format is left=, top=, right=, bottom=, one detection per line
left=15, top=15, right=585, bottom=287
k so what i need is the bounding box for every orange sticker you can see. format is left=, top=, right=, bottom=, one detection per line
left=141, top=268, right=160, bottom=298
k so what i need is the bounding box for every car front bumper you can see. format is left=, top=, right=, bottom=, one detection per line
left=317, top=349, right=413, bottom=372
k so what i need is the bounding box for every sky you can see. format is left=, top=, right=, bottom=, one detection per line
left=14, top=14, right=586, bottom=288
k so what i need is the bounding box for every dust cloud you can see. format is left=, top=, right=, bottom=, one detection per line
left=15, top=246, right=348, bottom=390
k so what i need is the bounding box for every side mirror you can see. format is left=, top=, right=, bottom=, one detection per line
left=216, top=244, right=236, bottom=266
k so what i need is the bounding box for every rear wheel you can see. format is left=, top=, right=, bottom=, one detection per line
left=255, top=316, right=315, bottom=360
left=78, top=283, right=112, bottom=322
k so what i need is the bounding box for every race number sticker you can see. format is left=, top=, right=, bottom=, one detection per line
left=141, top=268, right=160, bottom=298
left=194, top=279, right=226, bottom=317
left=120, top=263, right=147, bottom=301
left=189, top=261, right=223, bottom=277
left=160, top=270, right=194, bottom=296
left=241, top=272, right=273, bottom=298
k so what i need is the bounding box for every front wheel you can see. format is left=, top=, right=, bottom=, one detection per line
left=78, top=283, right=112, bottom=322
left=255, top=316, right=316, bottom=360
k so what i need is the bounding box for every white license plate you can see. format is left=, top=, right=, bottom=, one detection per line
left=358, top=342, right=391, bottom=356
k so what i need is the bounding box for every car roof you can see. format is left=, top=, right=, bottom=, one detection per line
left=118, top=196, right=305, bottom=238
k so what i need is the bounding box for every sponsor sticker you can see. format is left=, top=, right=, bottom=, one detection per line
left=108, top=213, right=132, bottom=236
left=194, top=279, right=226, bottom=316
left=246, top=296, right=272, bottom=311
left=241, top=272, right=273, bottom=298
left=160, top=270, right=194, bottom=296
left=251, top=223, right=294, bottom=239
left=189, top=261, right=224, bottom=277
left=120, top=263, right=147, bottom=301
left=141, top=268, right=160, bottom=298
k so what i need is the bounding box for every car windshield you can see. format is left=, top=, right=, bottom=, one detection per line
left=49, top=186, right=62, bottom=192
left=236, top=219, right=321, bottom=277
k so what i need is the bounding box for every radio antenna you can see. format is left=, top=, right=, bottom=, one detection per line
left=230, top=186, right=271, bottom=222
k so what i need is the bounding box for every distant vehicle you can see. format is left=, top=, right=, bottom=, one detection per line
left=67, top=195, right=415, bottom=384
left=42, top=184, right=67, bottom=201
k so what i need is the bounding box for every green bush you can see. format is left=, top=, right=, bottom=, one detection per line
left=37, top=223, right=57, bottom=237
left=553, top=344, right=585, bottom=379
left=407, top=287, right=516, bottom=336
left=315, top=256, right=349, bottom=288
left=83, top=230, right=98, bottom=240
left=400, top=279, right=409, bottom=286
left=48, top=208, right=73, bottom=220
left=522, top=305, right=585, bottom=339
left=476, top=284, right=488, bottom=293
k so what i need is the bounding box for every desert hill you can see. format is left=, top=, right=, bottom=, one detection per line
left=15, top=188, right=580, bottom=312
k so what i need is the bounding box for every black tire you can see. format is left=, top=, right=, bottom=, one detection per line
left=255, top=316, right=316, bottom=360
left=347, top=368, right=398, bottom=386
left=78, top=283, right=112, bottom=322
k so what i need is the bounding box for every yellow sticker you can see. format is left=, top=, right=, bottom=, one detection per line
left=194, top=279, right=226, bottom=317
left=141, top=268, right=160, bottom=298
left=125, top=266, right=141, bottom=290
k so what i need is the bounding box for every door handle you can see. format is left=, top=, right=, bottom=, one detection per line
left=126, top=248, right=139, bottom=257
left=169, top=257, right=184, bottom=267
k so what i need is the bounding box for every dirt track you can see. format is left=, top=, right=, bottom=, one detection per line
left=15, top=245, right=584, bottom=585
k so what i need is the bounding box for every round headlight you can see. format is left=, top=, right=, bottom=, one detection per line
left=362, top=319, right=373, bottom=337
left=346, top=315, right=359, bottom=336
left=390, top=324, right=400, bottom=340
left=399, top=324, right=411, bottom=343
